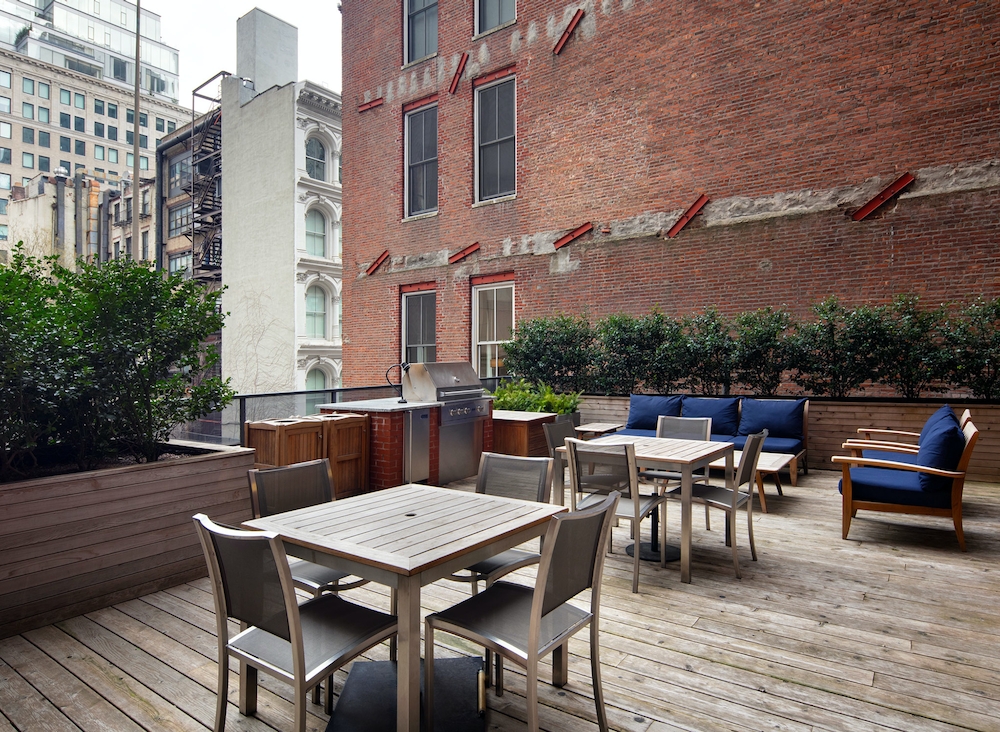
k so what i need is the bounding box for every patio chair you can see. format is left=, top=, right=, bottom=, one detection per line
left=543, top=419, right=577, bottom=505
left=424, top=492, right=620, bottom=732
left=684, top=430, right=767, bottom=579
left=842, top=406, right=972, bottom=465
left=640, top=415, right=713, bottom=527
left=192, top=514, right=397, bottom=732
left=248, top=459, right=369, bottom=596
left=565, top=438, right=667, bottom=592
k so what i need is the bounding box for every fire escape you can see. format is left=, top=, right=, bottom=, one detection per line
left=185, top=74, right=226, bottom=282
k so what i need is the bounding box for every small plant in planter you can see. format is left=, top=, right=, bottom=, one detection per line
left=491, top=379, right=581, bottom=415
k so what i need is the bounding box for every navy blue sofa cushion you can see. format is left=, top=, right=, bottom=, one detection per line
left=738, top=398, right=806, bottom=439
left=917, top=405, right=958, bottom=446
left=625, top=394, right=682, bottom=431
left=839, top=467, right=951, bottom=509
left=718, top=434, right=803, bottom=454
left=681, top=396, right=740, bottom=435
left=915, top=412, right=965, bottom=492
left=861, top=405, right=957, bottom=466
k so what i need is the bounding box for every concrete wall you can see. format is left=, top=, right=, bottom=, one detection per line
left=340, top=0, right=1000, bottom=386
left=237, top=8, right=298, bottom=95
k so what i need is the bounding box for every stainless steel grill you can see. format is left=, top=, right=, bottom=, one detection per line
left=401, top=362, right=491, bottom=483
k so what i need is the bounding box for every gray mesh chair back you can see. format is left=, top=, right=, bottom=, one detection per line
left=248, top=458, right=334, bottom=518
left=656, top=415, right=712, bottom=441
left=736, top=430, right=767, bottom=489
left=543, top=419, right=577, bottom=459
left=476, top=452, right=553, bottom=503
left=424, top=492, right=620, bottom=732
left=193, top=513, right=397, bottom=732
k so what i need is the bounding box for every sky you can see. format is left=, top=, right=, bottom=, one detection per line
left=148, top=0, right=343, bottom=107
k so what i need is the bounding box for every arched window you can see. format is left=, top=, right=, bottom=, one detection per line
left=306, top=138, right=326, bottom=181
left=305, top=209, right=326, bottom=256
left=306, top=368, right=327, bottom=390
left=306, top=286, right=327, bottom=338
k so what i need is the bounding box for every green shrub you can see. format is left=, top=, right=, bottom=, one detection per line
left=733, top=308, right=792, bottom=395
left=491, top=379, right=581, bottom=414
left=682, top=308, right=737, bottom=395
left=945, top=297, right=1000, bottom=400
left=873, top=295, right=948, bottom=398
left=503, top=314, right=595, bottom=393
left=593, top=312, right=685, bottom=395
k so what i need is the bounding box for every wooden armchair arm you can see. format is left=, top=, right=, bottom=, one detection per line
left=842, top=439, right=920, bottom=453
left=831, top=454, right=963, bottom=478
left=857, top=428, right=921, bottom=441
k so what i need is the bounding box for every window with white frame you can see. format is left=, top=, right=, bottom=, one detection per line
left=406, top=0, right=437, bottom=63
left=403, top=291, right=436, bottom=363
left=305, top=368, right=328, bottom=413
left=476, top=78, right=515, bottom=201
left=478, top=0, right=514, bottom=34
left=305, top=209, right=326, bottom=257
left=305, top=286, right=327, bottom=338
left=306, top=138, right=326, bottom=181
left=472, top=282, right=513, bottom=377
left=406, top=104, right=437, bottom=216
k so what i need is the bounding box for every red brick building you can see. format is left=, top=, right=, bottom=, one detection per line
left=341, top=0, right=1000, bottom=386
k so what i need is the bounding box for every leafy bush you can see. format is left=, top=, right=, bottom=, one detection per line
left=593, top=312, right=685, bottom=395
left=682, top=308, right=737, bottom=395
left=491, top=379, right=581, bottom=414
left=945, top=297, right=1000, bottom=400
left=0, top=247, right=234, bottom=481
left=733, top=308, right=792, bottom=395
left=873, top=295, right=948, bottom=399
left=503, top=314, right=595, bottom=393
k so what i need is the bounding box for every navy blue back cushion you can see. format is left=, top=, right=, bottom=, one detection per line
left=738, top=398, right=806, bottom=439
left=625, top=394, right=682, bottom=431
left=915, top=413, right=965, bottom=492
left=681, top=397, right=740, bottom=436
left=917, top=405, right=957, bottom=446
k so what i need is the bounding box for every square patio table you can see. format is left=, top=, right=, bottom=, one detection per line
left=244, top=483, right=565, bottom=732
left=557, top=435, right=734, bottom=583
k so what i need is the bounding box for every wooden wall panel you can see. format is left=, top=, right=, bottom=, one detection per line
left=0, top=445, right=256, bottom=639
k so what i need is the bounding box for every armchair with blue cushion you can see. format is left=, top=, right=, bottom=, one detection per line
left=841, top=406, right=972, bottom=466
left=833, top=407, right=979, bottom=550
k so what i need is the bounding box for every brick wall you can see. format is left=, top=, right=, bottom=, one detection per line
left=341, top=0, right=1000, bottom=386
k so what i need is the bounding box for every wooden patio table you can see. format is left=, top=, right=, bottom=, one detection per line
left=245, top=483, right=565, bottom=732
left=557, top=434, right=734, bottom=584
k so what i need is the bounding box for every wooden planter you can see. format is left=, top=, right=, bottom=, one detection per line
left=579, top=395, right=1000, bottom=481
left=245, top=418, right=324, bottom=467
left=492, top=410, right=557, bottom=457
left=0, top=442, right=256, bottom=640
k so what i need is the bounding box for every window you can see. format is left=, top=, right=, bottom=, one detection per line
left=139, top=112, right=147, bottom=127
left=0, top=97, right=9, bottom=114
left=0, top=148, right=9, bottom=164
left=38, top=156, right=49, bottom=172
left=94, top=99, right=104, bottom=114
left=305, top=137, right=325, bottom=180
left=305, top=286, right=327, bottom=338
left=60, top=88, right=71, bottom=104
left=22, top=78, right=33, bottom=95
left=168, top=152, right=191, bottom=195
left=166, top=120, right=175, bottom=133
left=155, top=117, right=164, bottom=132
left=107, top=102, right=117, bottom=118
left=21, top=102, right=32, bottom=119
left=74, top=116, right=84, bottom=132
left=94, top=122, right=104, bottom=137
left=22, top=152, right=33, bottom=168
left=74, top=93, right=84, bottom=109
left=0, top=225, right=7, bottom=241
left=59, top=136, right=70, bottom=152
left=126, top=129, right=133, bottom=144
left=38, top=82, right=49, bottom=99
left=472, top=282, right=513, bottom=377
left=22, top=127, right=33, bottom=144
left=0, top=71, right=9, bottom=88
left=139, top=134, right=147, bottom=149
left=126, top=108, right=134, bottom=124
left=305, top=209, right=326, bottom=256
left=38, top=131, right=49, bottom=147
left=476, top=78, right=516, bottom=201
left=479, top=0, right=515, bottom=33
left=0, top=122, right=9, bottom=138
left=108, top=148, right=118, bottom=163
left=60, top=112, right=70, bottom=128
left=141, top=231, right=148, bottom=260
left=305, top=369, right=328, bottom=412
left=126, top=152, right=133, bottom=167
left=0, top=173, right=10, bottom=191
left=60, top=160, right=70, bottom=171
left=0, top=200, right=6, bottom=215
left=403, top=291, right=436, bottom=363
left=108, top=125, right=117, bottom=141
left=75, top=140, right=85, bottom=156
left=38, top=107, right=48, bottom=123
left=406, top=105, right=437, bottom=216
left=139, top=155, right=148, bottom=170
left=168, top=203, right=192, bottom=236
left=407, top=0, right=437, bottom=62
left=168, top=252, right=192, bottom=274
left=94, top=144, right=104, bottom=160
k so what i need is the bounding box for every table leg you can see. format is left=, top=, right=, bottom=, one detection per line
left=553, top=453, right=565, bottom=507
left=396, top=574, right=421, bottom=732
left=681, top=467, right=692, bottom=583
left=755, top=472, right=768, bottom=514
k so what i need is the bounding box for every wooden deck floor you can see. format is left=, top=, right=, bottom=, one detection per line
left=3, top=469, right=1000, bottom=732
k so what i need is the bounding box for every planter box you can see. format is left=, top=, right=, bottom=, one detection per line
left=245, top=418, right=324, bottom=467
left=492, top=410, right=557, bottom=457
left=0, top=442, right=256, bottom=639
left=580, top=395, right=1000, bottom=481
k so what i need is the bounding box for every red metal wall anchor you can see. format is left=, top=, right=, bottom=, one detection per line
left=666, top=194, right=709, bottom=238
left=553, top=221, right=593, bottom=249
left=851, top=172, right=915, bottom=221
left=358, top=97, right=384, bottom=113
left=449, top=53, right=469, bottom=94
left=554, top=9, right=585, bottom=55
left=449, top=242, right=481, bottom=264
left=366, top=249, right=389, bottom=276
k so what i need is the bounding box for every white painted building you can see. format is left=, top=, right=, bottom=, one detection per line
left=220, top=9, right=343, bottom=401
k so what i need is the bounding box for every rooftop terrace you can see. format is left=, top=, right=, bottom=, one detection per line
left=2, top=468, right=998, bottom=731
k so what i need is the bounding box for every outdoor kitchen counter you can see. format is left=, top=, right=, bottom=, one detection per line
left=317, top=398, right=443, bottom=412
